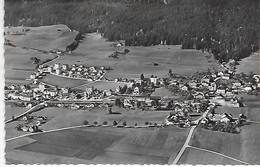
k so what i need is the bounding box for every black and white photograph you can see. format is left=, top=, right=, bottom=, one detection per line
left=2, top=0, right=260, bottom=165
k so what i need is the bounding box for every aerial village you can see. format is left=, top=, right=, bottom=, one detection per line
left=5, top=55, right=260, bottom=133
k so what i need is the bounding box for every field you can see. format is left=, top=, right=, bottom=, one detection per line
left=178, top=147, right=242, bottom=165
left=6, top=126, right=189, bottom=164
left=5, top=25, right=78, bottom=51
left=29, top=107, right=172, bottom=131
left=39, top=74, right=88, bottom=88
left=4, top=25, right=78, bottom=85
left=76, top=80, right=127, bottom=91
left=51, top=33, right=220, bottom=79
left=5, top=105, right=29, bottom=121
left=187, top=93, right=260, bottom=165
left=236, top=52, right=259, bottom=74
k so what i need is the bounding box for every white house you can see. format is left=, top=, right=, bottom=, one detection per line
left=180, top=85, right=188, bottom=91
left=150, top=77, right=158, bottom=85
left=53, top=63, right=60, bottom=70
left=133, top=87, right=140, bottom=95
left=61, top=64, right=69, bottom=71
left=30, top=74, right=36, bottom=79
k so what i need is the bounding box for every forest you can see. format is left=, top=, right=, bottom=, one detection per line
left=4, top=0, right=260, bottom=62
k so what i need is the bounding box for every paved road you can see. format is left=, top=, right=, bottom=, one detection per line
left=189, top=146, right=249, bottom=165
left=168, top=109, right=210, bottom=164
left=168, top=126, right=196, bottom=164
left=5, top=102, right=46, bottom=124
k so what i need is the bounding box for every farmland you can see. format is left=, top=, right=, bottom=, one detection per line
left=5, top=105, right=28, bottom=121
left=51, top=33, right=220, bottom=79
left=178, top=147, right=243, bottom=165
left=39, top=74, right=88, bottom=88
left=6, top=126, right=189, bottom=164
left=4, top=25, right=78, bottom=51
left=236, top=52, right=259, bottom=75
left=75, top=81, right=127, bottom=91
left=187, top=93, right=260, bottom=164
left=4, top=24, right=260, bottom=165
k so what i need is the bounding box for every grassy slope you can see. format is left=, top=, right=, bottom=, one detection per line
left=51, top=33, right=220, bottom=78
left=5, top=25, right=78, bottom=51
left=178, top=147, right=242, bottom=165
left=6, top=126, right=189, bottom=164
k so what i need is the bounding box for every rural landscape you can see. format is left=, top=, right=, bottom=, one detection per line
left=4, top=0, right=260, bottom=165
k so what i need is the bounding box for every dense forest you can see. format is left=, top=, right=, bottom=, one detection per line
left=4, top=0, right=260, bottom=62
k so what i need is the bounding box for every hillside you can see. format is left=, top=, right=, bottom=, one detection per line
left=4, top=0, right=260, bottom=62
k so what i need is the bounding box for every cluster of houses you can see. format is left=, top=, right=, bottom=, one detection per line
left=167, top=68, right=260, bottom=108
left=5, top=81, right=114, bottom=103
left=30, top=63, right=107, bottom=81
left=199, top=110, right=248, bottom=134
left=15, top=115, right=48, bottom=133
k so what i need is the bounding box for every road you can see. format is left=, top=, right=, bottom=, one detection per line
left=168, top=126, right=196, bottom=164
left=5, top=102, right=46, bottom=124
left=168, top=109, right=210, bottom=164
left=189, top=146, right=249, bottom=165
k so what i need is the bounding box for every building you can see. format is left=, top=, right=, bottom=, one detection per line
left=133, top=87, right=140, bottom=95
left=30, top=74, right=36, bottom=79
left=53, top=63, right=60, bottom=70
left=150, top=76, right=158, bottom=85
left=56, top=69, right=61, bottom=75
left=61, top=64, right=69, bottom=71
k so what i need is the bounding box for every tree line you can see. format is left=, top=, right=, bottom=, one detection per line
left=5, top=0, right=260, bottom=62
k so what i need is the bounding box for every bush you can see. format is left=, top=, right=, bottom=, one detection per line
left=123, top=121, right=127, bottom=126
left=113, top=120, right=118, bottom=126
left=83, top=120, right=89, bottom=125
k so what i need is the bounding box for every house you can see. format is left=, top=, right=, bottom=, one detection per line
left=208, top=83, right=216, bottom=91
left=56, top=69, right=61, bottom=75
left=8, top=93, right=20, bottom=100
left=124, top=99, right=132, bottom=108
left=216, top=86, right=226, bottom=95
left=53, top=63, right=60, bottom=70
left=86, top=87, right=93, bottom=95
left=222, top=74, right=230, bottom=80
left=189, top=81, right=197, bottom=88
left=104, top=89, right=112, bottom=96
left=253, top=75, right=260, bottom=83
left=19, top=95, right=32, bottom=101
left=180, top=85, right=188, bottom=91
left=150, top=76, right=158, bottom=85
left=39, top=84, right=47, bottom=92
left=30, top=74, right=36, bottom=79
left=47, top=90, right=57, bottom=97
left=47, top=66, right=52, bottom=72
left=61, top=64, right=69, bottom=71
left=217, top=71, right=224, bottom=77
left=233, top=82, right=242, bottom=87
left=133, top=87, right=140, bottom=95
left=201, top=77, right=210, bottom=84
left=193, top=92, right=204, bottom=99
left=243, top=86, right=253, bottom=92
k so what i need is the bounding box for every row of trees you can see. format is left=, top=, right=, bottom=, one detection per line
left=5, top=0, right=259, bottom=62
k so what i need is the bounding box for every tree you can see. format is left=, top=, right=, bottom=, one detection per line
left=140, top=74, right=144, bottom=80
left=108, top=107, right=113, bottom=114
left=115, top=98, right=121, bottom=107
left=113, top=120, right=118, bottom=126
left=123, top=121, right=127, bottom=126
left=94, top=121, right=98, bottom=126
left=103, top=121, right=108, bottom=125
left=145, top=121, right=149, bottom=125
left=83, top=120, right=89, bottom=125
left=120, top=84, right=128, bottom=94
left=125, top=87, right=133, bottom=94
